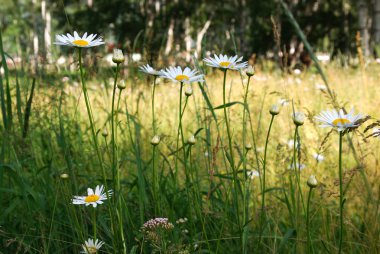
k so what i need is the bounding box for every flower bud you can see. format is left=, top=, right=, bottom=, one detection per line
left=101, top=128, right=108, bottom=137
left=60, top=173, right=69, bottom=179
left=187, top=135, right=196, bottom=145
left=307, top=175, right=318, bottom=188
left=185, top=88, right=193, bottom=97
left=269, top=104, right=280, bottom=115
left=151, top=135, right=161, bottom=146
left=293, top=112, right=305, bottom=126
left=112, top=49, right=125, bottom=64
left=245, top=65, right=255, bottom=77
left=245, top=143, right=252, bottom=150
left=117, top=80, right=126, bottom=90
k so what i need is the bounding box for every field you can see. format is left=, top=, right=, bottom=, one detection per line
left=1, top=34, right=380, bottom=254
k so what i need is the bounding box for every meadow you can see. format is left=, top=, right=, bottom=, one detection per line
left=1, top=26, right=380, bottom=254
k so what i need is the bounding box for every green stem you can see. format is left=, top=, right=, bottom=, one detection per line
left=111, top=64, right=120, bottom=194
left=242, top=76, right=251, bottom=254
left=338, top=132, right=344, bottom=254
left=262, top=115, right=274, bottom=214
left=77, top=48, right=106, bottom=183
left=93, top=208, right=97, bottom=240
left=77, top=48, right=116, bottom=251
left=222, top=69, right=240, bottom=228
left=293, top=125, right=306, bottom=243
left=116, top=87, right=127, bottom=254
left=306, top=187, right=315, bottom=254
left=175, top=82, right=188, bottom=184
left=258, top=114, right=275, bottom=247
left=152, top=76, right=157, bottom=134
left=152, top=145, right=159, bottom=214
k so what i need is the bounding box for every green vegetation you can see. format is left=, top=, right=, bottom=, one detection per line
left=1, top=1, right=380, bottom=253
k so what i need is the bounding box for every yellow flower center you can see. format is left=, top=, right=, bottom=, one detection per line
left=85, top=194, right=100, bottom=203
left=219, top=61, right=231, bottom=67
left=86, top=246, right=97, bottom=253
left=72, top=39, right=89, bottom=46
left=175, top=75, right=190, bottom=82
left=332, top=118, right=350, bottom=126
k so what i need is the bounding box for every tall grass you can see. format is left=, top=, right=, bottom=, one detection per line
left=1, top=14, right=380, bottom=254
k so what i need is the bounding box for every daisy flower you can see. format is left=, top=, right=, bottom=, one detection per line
left=288, top=162, right=306, bottom=171
left=160, top=66, right=204, bottom=83
left=81, top=238, right=104, bottom=253
left=72, top=185, right=112, bottom=208
left=139, top=64, right=162, bottom=76
left=315, top=109, right=364, bottom=132
left=203, top=54, right=248, bottom=70
left=54, top=31, right=104, bottom=48
left=313, top=153, right=324, bottom=162
left=248, top=170, right=260, bottom=180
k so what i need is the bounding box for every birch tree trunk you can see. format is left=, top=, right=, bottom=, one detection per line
left=32, top=0, right=39, bottom=74
left=373, top=0, right=380, bottom=45
left=196, top=19, right=211, bottom=56
left=41, top=0, right=51, bottom=63
left=358, top=0, right=370, bottom=56
left=164, top=17, right=175, bottom=55
left=184, top=17, right=191, bottom=62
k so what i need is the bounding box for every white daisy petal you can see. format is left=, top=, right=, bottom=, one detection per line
left=160, top=66, right=204, bottom=84
left=72, top=185, right=112, bottom=208
left=315, top=109, right=364, bottom=132
left=203, top=54, right=247, bottom=71
left=54, top=31, right=105, bottom=48
left=81, top=238, right=105, bottom=253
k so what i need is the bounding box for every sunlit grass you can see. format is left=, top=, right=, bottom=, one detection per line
left=1, top=57, right=380, bottom=253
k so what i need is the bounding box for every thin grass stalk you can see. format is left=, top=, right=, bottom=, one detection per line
left=174, top=83, right=184, bottom=186
left=0, top=30, right=12, bottom=130
left=242, top=75, right=251, bottom=254
left=124, top=101, right=145, bottom=224
left=222, top=69, right=240, bottom=230
left=93, top=208, right=97, bottom=240
left=115, top=87, right=127, bottom=253
left=293, top=125, right=306, bottom=247
left=258, top=114, right=275, bottom=248
left=77, top=48, right=106, bottom=183
left=46, top=188, right=58, bottom=252
left=77, top=48, right=117, bottom=250
left=338, top=132, right=344, bottom=254
left=152, top=76, right=157, bottom=134
left=22, top=78, right=36, bottom=138
left=188, top=145, right=212, bottom=252
left=306, top=186, right=315, bottom=254
left=111, top=63, right=120, bottom=194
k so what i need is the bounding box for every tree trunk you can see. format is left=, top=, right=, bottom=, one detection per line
left=164, top=17, right=175, bottom=55
left=239, top=0, right=248, bottom=54
left=196, top=19, right=211, bottom=56
left=41, top=0, right=51, bottom=63
left=358, top=0, right=370, bottom=56
left=184, top=17, right=191, bottom=62
left=373, top=0, right=380, bottom=45
left=32, top=0, right=39, bottom=74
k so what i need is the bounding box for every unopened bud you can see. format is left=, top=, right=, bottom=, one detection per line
left=185, top=88, right=193, bottom=97
left=101, top=128, right=108, bottom=137
left=245, top=65, right=255, bottom=77
left=307, top=175, right=318, bottom=188
left=151, top=135, right=161, bottom=146
left=245, top=143, right=252, bottom=150
left=117, top=80, right=126, bottom=90
left=293, top=112, right=305, bottom=126
left=60, top=173, right=69, bottom=179
left=112, top=49, right=125, bottom=64
left=187, top=135, right=196, bottom=145
left=269, top=104, right=280, bottom=115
